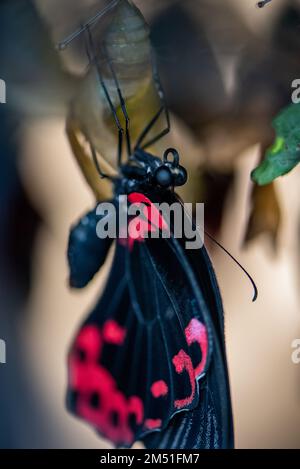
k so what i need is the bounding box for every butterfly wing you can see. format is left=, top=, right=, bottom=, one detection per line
left=67, top=244, right=140, bottom=446
left=126, top=192, right=233, bottom=448
left=142, top=355, right=233, bottom=449
left=67, top=205, right=141, bottom=446
left=67, top=236, right=210, bottom=446
left=66, top=193, right=233, bottom=448
left=141, top=236, right=234, bottom=448
left=139, top=191, right=233, bottom=449
left=68, top=203, right=115, bottom=288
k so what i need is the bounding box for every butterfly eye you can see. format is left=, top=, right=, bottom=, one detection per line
left=154, top=166, right=173, bottom=187
left=175, top=166, right=188, bottom=186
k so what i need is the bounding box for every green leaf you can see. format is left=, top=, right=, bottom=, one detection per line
left=251, top=103, right=300, bottom=185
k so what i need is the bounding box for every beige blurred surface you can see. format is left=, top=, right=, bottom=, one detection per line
left=218, top=147, right=300, bottom=448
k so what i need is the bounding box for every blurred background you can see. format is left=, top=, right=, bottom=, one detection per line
left=0, top=0, right=300, bottom=448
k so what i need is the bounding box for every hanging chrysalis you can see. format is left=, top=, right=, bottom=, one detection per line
left=60, top=0, right=163, bottom=201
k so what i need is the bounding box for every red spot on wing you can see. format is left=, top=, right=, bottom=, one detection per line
left=102, top=320, right=126, bottom=345
left=185, top=318, right=208, bottom=377
left=75, top=325, right=102, bottom=362
left=68, top=311, right=210, bottom=443
left=144, top=419, right=162, bottom=430
left=151, top=380, right=168, bottom=398
left=171, top=319, right=208, bottom=410
left=118, top=193, right=169, bottom=250
left=128, top=193, right=168, bottom=231
left=172, top=350, right=195, bottom=409
left=128, top=193, right=152, bottom=206
left=128, top=396, right=144, bottom=425
left=68, top=324, right=143, bottom=446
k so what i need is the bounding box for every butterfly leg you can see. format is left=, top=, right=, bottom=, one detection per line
left=89, top=140, right=112, bottom=180
left=135, top=52, right=170, bottom=150
left=104, top=45, right=132, bottom=161
left=85, top=25, right=124, bottom=169
left=66, top=117, right=112, bottom=199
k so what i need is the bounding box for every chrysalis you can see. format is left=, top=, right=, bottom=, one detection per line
left=61, top=0, right=164, bottom=200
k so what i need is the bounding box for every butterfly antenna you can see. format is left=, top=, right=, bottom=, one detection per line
left=57, top=0, right=120, bottom=51
left=205, top=231, right=258, bottom=302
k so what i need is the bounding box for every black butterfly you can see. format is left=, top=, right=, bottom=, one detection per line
left=62, top=3, right=257, bottom=449
left=67, top=191, right=235, bottom=448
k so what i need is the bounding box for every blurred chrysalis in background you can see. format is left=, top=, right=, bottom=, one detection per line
left=62, top=0, right=166, bottom=201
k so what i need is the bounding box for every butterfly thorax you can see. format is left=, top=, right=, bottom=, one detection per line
left=114, top=147, right=188, bottom=195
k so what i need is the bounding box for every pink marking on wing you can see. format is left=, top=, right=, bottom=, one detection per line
left=129, top=396, right=144, bottom=425
left=151, top=380, right=168, bottom=398
left=172, top=349, right=195, bottom=409
left=118, top=192, right=170, bottom=250
left=102, top=320, right=126, bottom=345
left=128, top=193, right=152, bottom=206
left=74, top=325, right=102, bottom=362
left=127, top=192, right=169, bottom=246
left=69, top=324, right=144, bottom=446
left=144, top=419, right=162, bottom=430
left=185, top=318, right=208, bottom=377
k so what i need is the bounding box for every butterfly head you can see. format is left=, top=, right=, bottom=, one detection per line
left=118, top=147, right=187, bottom=194
left=154, top=148, right=187, bottom=188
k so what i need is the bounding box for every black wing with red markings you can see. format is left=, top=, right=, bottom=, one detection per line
left=66, top=193, right=233, bottom=448
left=142, top=194, right=234, bottom=448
